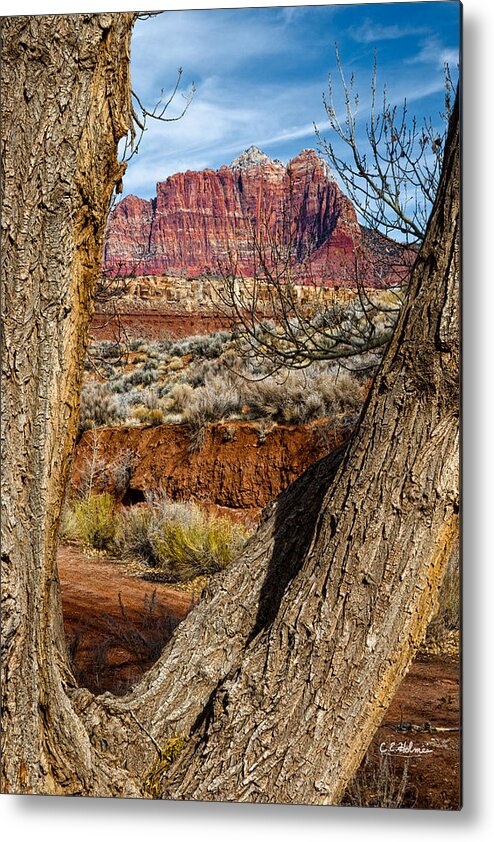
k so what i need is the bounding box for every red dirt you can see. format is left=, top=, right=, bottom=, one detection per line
left=91, top=310, right=232, bottom=341
left=58, top=545, right=460, bottom=808
left=58, top=544, right=195, bottom=695
left=350, top=655, right=461, bottom=810
left=73, top=420, right=347, bottom=519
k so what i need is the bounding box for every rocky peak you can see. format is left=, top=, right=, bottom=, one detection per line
left=230, top=145, right=285, bottom=171
left=289, top=148, right=336, bottom=181
left=103, top=146, right=388, bottom=285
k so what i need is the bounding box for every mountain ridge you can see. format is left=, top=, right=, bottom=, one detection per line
left=103, top=147, right=396, bottom=285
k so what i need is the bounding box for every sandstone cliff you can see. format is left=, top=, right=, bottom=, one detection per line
left=103, top=148, right=369, bottom=284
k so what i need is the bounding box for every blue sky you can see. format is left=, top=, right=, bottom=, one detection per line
left=124, top=2, right=461, bottom=199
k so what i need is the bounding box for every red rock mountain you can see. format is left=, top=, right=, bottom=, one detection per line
left=103, top=147, right=399, bottom=285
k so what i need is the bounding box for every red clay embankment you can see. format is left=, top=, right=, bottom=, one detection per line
left=72, top=419, right=348, bottom=519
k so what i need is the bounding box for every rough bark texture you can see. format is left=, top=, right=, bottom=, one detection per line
left=1, top=12, right=137, bottom=795
left=1, top=10, right=459, bottom=804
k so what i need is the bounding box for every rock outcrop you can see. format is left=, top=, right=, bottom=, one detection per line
left=103, top=147, right=380, bottom=285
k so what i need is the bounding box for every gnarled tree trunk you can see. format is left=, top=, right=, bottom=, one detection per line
left=1, top=12, right=138, bottom=795
left=1, top=13, right=459, bottom=802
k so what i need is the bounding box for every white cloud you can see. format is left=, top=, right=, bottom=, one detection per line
left=123, top=8, right=459, bottom=199
left=406, top=37, right=459, bottom=70
left=123, top=71, right=328, bottom=196
left=131, top=9, right=300, bottom=103
left=350, top=18, right=430, bottom=44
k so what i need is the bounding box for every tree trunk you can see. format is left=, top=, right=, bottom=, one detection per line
left=1, top=12, right=459, bottom=802
left=1, top=12, right=138, bottom=795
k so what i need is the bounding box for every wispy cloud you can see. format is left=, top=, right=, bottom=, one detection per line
left=131, top=9, right=300, bottom=100
left=124, top=4, right=461, bottom=199
left=406, top=36, right=459, bottom=69
left=123, top=74, right=324, bottom=196
left=350, top=18, right=430, bottom=44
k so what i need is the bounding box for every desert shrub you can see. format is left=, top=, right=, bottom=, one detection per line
left=183, top=380, right=242, bottom=427
left=154, top=339, right=173, bottom=354
left=66, top=492, right=119, bottom=551
left=146, top=409, right=165, bottom=426
left=241, top=367, right=365, bottom=425
left=118, top=497, right=249, bottom=581
left=162, top=383, right=195, bottom=416
left=316, top=370, right=365, bottom=415
left=153, top=512, right=237, bottom=580
left=116, top=505, right=157, bottom=564
left=282, top=391, right=326, bottom=424
left=180, top=379, right=243, bottom=450
left=59, top=504, right=80, bottom=543
left=168, top=331, right=231, bottom=360
left=111, top=378, right=126, bottom=394
left=131, top=406, right=151, bottom=424
left=96, top=340, right=121, bottom=360
left=167, top=357, right=184, bottom=372
left=80, top=331, right=368, bottom=433
left=131, top=406, right=165, bottom=426
left=123, top=367, right=158, bottom=388
left=79, top=380, right=125, bottom=436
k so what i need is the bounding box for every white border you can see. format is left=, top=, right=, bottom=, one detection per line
left=2, top=1, right=493, bottom=840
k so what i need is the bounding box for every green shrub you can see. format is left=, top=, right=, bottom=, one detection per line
left=153, top=510, right=241, bottom=580
left=118, top=497, right=249, bottom=582
left=71, top=493, right=118, bottom=551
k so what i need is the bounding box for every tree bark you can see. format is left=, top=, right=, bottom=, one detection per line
left=1, top=12, right=459, bottom=802
left=1, top=12, right=137, bottom=795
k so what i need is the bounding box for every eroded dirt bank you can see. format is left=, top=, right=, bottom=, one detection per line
left=91, top=310, right=232, bottom=341
left=72, top=419, right=347, bottom=518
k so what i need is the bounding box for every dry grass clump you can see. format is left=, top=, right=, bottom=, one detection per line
left=60, top=492, right=118, bottom=551
left=61, top=492, right=250, bottom=582
left=117, top=496, right=249, bottom=581
left=342, top=753, right=416, bottom=809
left=130, top=406, right=165, bottom=426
